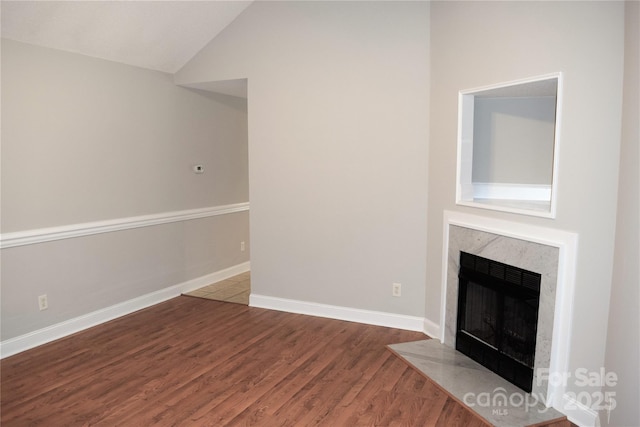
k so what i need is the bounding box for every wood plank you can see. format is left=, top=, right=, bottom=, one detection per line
left=1, top=296, right=568, bottom=426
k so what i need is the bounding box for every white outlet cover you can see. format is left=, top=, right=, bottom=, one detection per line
left=38, top=294, right=48, bottom=310
left=392, top=283, right=401, bottom=296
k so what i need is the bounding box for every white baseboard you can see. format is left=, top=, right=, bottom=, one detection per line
left=0, top=262, right=250, bottom=359
left=423, top=317, right=441, bottom=339
left=249, top=294, right=425, bottom=332
left=561, top=393, right=600, bottom=427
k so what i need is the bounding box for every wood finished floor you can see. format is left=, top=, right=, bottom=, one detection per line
left=1, top=296, right=494, bottom=426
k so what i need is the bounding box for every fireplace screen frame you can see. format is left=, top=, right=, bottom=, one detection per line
left=456, top=251, right=541, bottom=393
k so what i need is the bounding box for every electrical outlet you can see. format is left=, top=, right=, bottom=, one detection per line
left=240, top=241, right=245, bottom=252
left=392, top=283, right=401, bottom=297
left=38, top=294, right=48, bottom=311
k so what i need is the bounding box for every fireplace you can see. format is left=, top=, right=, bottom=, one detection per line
left=456, top=251, right=541, bottom=392
left=441, top=212, right=578, bottom=412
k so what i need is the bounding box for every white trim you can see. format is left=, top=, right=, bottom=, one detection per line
left=422, top=317, right=440, bottom=340
left=561, top=393, right=599, bottom=427
left=440, top=216, right=452, bottom=343
left=0, top=262, right=250, bottom=359
left=550, top=73, right=563, bottom=219
left=456, top=199, right=554, bottom=218
left=443, top=210, right=578, bottom=250
left=0, top=202, right=250, bottom=249
left=472, top=182, right=551, bottom=201
left=456, top=72, right=562, bottom=219
left=441, top=211, right=578, bottom=415
left=249, top=294, right=425, bottom=332
left=459, top=72, right=563, bottom=97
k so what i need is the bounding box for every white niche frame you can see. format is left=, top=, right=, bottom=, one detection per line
left=456, top=73, right=563, bottom=218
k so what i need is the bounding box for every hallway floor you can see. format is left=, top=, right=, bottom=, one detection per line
left=183, top=271, right=250, bottom=305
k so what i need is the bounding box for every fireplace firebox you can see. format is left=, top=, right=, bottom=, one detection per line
left=456, top=251, right=541, bottom=392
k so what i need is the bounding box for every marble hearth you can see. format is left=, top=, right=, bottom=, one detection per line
left=388, top=339, right=568, bottom=427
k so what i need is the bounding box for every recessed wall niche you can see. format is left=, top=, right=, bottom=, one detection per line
left=456, top=73, right=562, bottom=218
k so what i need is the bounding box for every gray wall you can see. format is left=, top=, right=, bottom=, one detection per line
left=1, top=40, right=250, bottom=340
left=1, top=213, right=249, bottom=339
left=601, top=2, right=640, bottom=425
left=175, top=1, right=430, bottom=318
left=427, top=0, right=624, bottom=402
left=2, top=40, right=248, bottom=231
left=472, top=97, right=556, bottom=185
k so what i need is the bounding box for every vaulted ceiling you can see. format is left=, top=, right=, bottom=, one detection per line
left=1, top=1, right=253, bottom=74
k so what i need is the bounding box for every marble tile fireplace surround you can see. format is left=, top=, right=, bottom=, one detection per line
left=440, top=211, right=578, bottom=410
